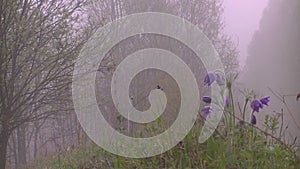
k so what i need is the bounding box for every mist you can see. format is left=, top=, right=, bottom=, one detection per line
left=239, top=0, right=300, bottom=142
left=0, top=0, right=299, bottom=168
left=224, top=0, right=269, bottom=68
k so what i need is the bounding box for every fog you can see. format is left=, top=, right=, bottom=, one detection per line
left=1, top=0, right=299, bottom=168
left=224, top=0, right=269, bottom=68
left=231, top=0, right=300, bottom=142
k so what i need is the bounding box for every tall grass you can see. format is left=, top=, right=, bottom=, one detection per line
left=27, top=73, right=300, bottom=169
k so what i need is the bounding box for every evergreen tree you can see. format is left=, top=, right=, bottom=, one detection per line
left=243, top=0, right=300, bottom=137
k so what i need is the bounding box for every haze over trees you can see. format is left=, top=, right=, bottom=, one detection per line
left=86, top=0, right=239, bottom=73
left=85, top=0, right=239, bottom=139
left=242, top=0, right=300, bottom=140
left=0, top=0, right=86, bottom=168
left=0, top=0, right=242, bottom=168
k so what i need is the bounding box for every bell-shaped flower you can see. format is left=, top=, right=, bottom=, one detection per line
left=215, top=73, right=225, bottom=86
left=250, top=99, right=263, bottom=112
left=202, top=96, right=212, bottom=103
left=260, top=96, right=270, bottom=106
left=203, top=72, right=215, bottom=86
left=201, top=106, right=211, bottom=120
left=225, top=96, right=230, bottom=107
left=251, top=114, right=257, bottom=125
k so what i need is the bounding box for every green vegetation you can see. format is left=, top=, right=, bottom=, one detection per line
left=27, top=73, right=300, bottom=169
left=26, top=124, right=300, bottom=169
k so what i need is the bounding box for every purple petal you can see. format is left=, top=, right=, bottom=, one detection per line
left=201, top=106, right=211, bottom=120
left=251, top=100, right=262, bottom=112
left=215, top=73, right=225, bottom=85
left=204, top=73, right=215, bottom=86
left=260, top=96, right=270, bottom=106
left=202, top=96, right=212, bottom=103
left=201, top=106, right=211, bottom=113
left=201, top=111, right=210, bottom=120
left=225, top=96, right=230, bottom=107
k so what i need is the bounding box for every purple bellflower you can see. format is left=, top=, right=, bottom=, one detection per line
left=260, top=96, right=270, bottom=106
left=201, top=106, right=211, bottom=120
left=225, top=96, right=230, bottom=107
left=250, top=99, right=263, bottom=112
left=202, top=96, right=212, bottom=103
left=204, top=72, right=215, bottom=86
left=215, top=73, right=225, bottom=85
left=251, top=114, right=257, bottom=125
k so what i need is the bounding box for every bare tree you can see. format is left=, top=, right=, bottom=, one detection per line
left=82, top=0, right=238, bottom=138
left=0, top=0, right=86, bottom=168
left=86, top=0, right=238, bottom=72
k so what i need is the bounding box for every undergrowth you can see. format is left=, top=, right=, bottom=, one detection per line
left=26, top=72, right=300, bottom=169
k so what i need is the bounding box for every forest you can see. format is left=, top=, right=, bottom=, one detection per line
left=0, top=0, right=299, bottom=168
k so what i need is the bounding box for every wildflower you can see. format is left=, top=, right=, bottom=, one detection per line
left=202, top=96, right=212, bottom=103
left=225, top=96, right=230, bottom=107
left=250, top=99, right=263, bottom=112
left=201, top=106, right=211, bottom=120
left=260, top=96, right=270, bottom=106
left=215, top=73, right=225, bottom=85
left=203, top=72, right=215, bottom=86
left=251, top=114, right=257, bottom=125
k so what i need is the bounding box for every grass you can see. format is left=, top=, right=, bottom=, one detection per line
left=26, top=123, right=300, bottom=169
left=26, top=73, right=300, bottom=169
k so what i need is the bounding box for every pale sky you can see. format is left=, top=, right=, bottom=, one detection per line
left=223, top=0, right=269, bottom=68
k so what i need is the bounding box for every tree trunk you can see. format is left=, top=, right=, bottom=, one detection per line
left=33, top=124, right=40, bottom=159
left=0, top=124, right=9, bottom=169
left=17, top=126, right=26, bottom=169
left=111, top=0, right=116, bottom=21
